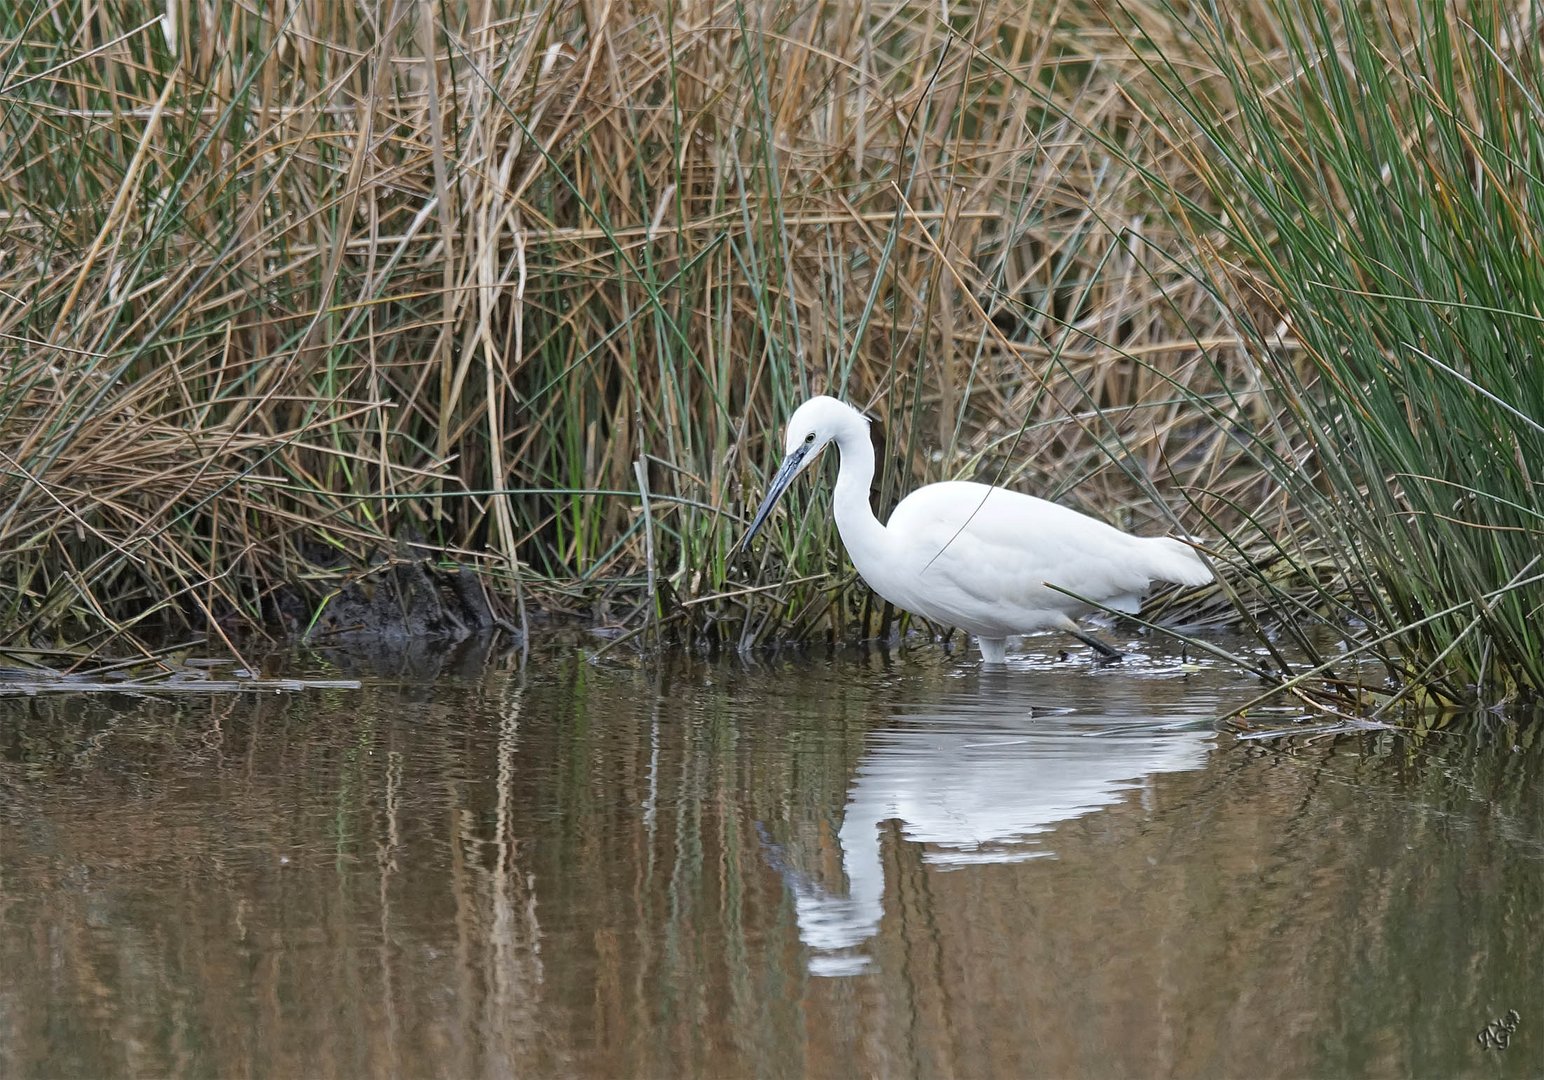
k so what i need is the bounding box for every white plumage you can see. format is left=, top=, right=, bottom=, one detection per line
left=740, top=396, right=1213, bottom=663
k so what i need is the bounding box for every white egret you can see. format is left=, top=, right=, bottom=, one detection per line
left=739, top=396, right=1213, bottom=663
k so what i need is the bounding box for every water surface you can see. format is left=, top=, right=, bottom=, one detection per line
left=1, top=639, right=1539, bottom=1077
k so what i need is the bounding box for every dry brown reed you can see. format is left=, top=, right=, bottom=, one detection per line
left=0, top=0, right=1315, bottom=654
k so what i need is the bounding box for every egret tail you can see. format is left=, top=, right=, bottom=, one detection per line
left=1145, top=537, right=1213, bottom=588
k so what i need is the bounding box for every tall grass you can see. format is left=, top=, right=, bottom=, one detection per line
left=7, top=1, right=1539, bottom=705
left=1, top=0, right=1250, bottom=656
left=1118, top=0, right=1544, bottom=702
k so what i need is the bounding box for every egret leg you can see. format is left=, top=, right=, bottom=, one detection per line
left=1070, top=630, right=1124, bottom=662
left=976, top=637, right=1007, bottom=664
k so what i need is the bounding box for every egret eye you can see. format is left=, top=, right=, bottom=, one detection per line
left=804, top=433, right=816, bottom=444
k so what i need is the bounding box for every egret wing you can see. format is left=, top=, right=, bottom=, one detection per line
left=886, top=482, right=1158, bottom=633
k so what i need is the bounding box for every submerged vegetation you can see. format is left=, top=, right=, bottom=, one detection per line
left=1, top=1, right=1539, bottom=708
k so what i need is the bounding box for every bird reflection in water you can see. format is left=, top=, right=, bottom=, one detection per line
left=761, top=675, right=1215, bottom=976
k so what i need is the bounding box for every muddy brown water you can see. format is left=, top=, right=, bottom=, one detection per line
left=1, top=637, right=1540, bottom=1079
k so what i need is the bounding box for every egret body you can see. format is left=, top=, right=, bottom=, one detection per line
left=740, top=396, right=1213, bottom=663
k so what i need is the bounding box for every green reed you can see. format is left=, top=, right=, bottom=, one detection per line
left=1119, top=0, right=1544, bottom=702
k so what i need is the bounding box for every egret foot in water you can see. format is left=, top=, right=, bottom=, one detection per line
left=1069, top=630, right=1124, bottom=662
left=738, top=397, right=1213, bottom=665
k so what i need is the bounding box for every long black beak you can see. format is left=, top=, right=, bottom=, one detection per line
left=737, top=444, right=811, bottom=553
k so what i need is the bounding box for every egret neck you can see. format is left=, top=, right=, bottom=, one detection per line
left=827, top=420, right=886, bottom=565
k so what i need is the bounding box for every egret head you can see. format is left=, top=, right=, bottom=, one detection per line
left=738, top=396, right=866, bottom=551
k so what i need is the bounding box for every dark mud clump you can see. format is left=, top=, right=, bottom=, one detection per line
left=271, top=557, right=517, bottom=645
